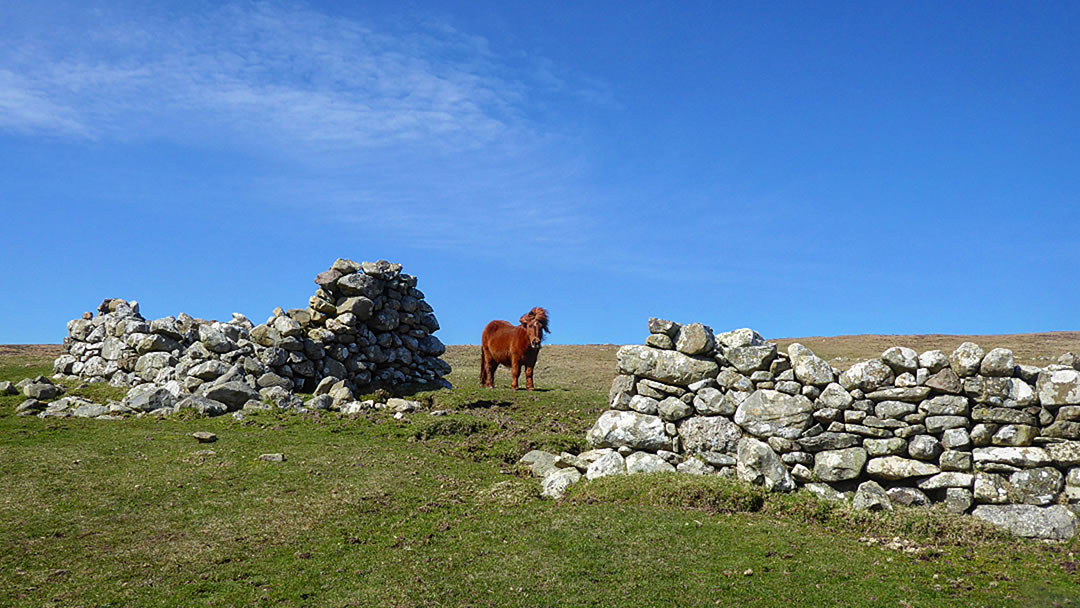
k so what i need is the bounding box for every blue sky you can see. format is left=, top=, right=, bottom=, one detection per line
left=2, top=1, right=1078, bottom=345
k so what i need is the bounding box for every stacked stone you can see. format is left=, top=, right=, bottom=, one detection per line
left=251, top=258, right=450, bottom=393
left=532, top=318, right=1080, bottom=540
left=49, top=259, right=450, bottom=418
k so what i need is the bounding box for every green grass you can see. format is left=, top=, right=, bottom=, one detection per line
left=2, top=349, right=1080, bottom=607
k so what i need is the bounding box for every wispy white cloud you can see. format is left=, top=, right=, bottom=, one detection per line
left=0, top=1, right=619, bottom=256
left=0, top=70, right=91, bottom=136
left=0, top=2, right=533, bottom=151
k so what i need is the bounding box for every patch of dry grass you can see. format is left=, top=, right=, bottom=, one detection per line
left=773, top=331, right=1080, bottom=370
left=442, top=344, right=619, bottom=393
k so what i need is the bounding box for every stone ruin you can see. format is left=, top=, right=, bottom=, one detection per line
left=524, top=319, right=1080, bottom=541
left=33, top=259, right=451, bottom=418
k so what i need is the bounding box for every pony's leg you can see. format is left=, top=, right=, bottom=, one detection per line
left=510, top=356, right=521, bottom=390
left=483, top=349, right=494, bottom=388
left=480, top=349, right=491, bottom=387
left=525, top=364, right=534, bottom=391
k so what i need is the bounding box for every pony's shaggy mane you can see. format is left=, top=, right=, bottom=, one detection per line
left=527, top=307, right=550, bottom=333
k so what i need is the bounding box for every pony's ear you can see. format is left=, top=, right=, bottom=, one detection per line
left=520, top=311, right=534, bottom=325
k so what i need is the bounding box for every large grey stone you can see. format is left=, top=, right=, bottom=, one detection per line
left=797, top=432, right=861, bottom=452
left=918, top=349, right=950, bottom=373
left=816, top=383, right=853, bottom=410
left=980, top=348, right=1016, bottom=377
left=520, top=450, right=560, bottom=478
left=874, top=400, right=917, bottom=419
left=675, top=323, right=715, bottom=356
left=736, top=438, right=795, bottom=493
left=725, top=345, right=778, bottom=374
left=881, top=346, right=918, bottom=375
left=198, top=324, right=235, bottom=353
left=692, top=387, right=732, bottom=416
left=908, top=435, right=943, bottom=461
left=1008, top=467, right=1064, bottom=506
left=939, top=449, right=973, bottom=472
left=177, top=395, right=229, bottom=416
left=852, top=481, right=893, bottom=511
left=585, top=450, right=627, bottom=480
left=1044, top=421, right=1080, bottom=440
left=973, top=447, right=1051, bottom=468
left=991, top=424, right=1038, bottom=447
left=203, top=381, right=260, bottom=410
left=657, top=396, right=692, bottom=422
left=866, top=456, right=940, bottom=480
left=792, top=351, right=835, bottom=387
left=23, top=382, right=61, bottom=401
left=586, top=410, right=669, bottom=452
left=950, top=342, right=985, bottom=377
left=1045, top=441, right=1080, bottom=466
left=72, top=403, right=109, bottom=418
left=136, top=333, right=180, bottom=355
left=188, top=360, right=230, bottom=381
left=1037, top=368, right=1080, bottom=408
left=125, top=384, right=177, bottom=412
left=917, top=472, right=974, bottom=490
left=626, top=451, right=677, bottom=474
left=838, top=359, right=894, bottom=392
left=679, top=416, right=743, bottom=455
left=945, top=488, right=974, bottom=514
left=919, top=394, right=969, bottom=416
left=336, top=273, right=382, bottom=298
left=336, top=296, right=374, bottom=320
left=628, top=395, right=659, bottom=415
left=648, top=318, right=680, bottom=337
left=866, top=387, right=930, bottom=403
left=971, top=406, right=1035, bottom=426
left=717, top=328, right=764, bottom=349
left=864, top=437, right=907, bottom=457
left=971, top=505, right=1078, bottom=540
left=813, top=447, right=867, bottom=482
left=616, top=345, right=719, bottom=386
left=925, top=368, right=962, bottom=394
left=888, top=487, right=932, bottom=507
left=925, top=415, right=970, bottom=433
left=542, top=468, right=582, bottom=499
left=734, top=390, right=814, bottom=440
left=135, top=352, right=177, bottom=381
left=974, top=472, right=1010, bottom=504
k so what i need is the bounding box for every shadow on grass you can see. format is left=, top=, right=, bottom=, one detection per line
left=459, top=399, right=514, bottom=410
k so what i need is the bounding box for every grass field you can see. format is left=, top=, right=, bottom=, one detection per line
left=2, top=337, right=1080, bottom=607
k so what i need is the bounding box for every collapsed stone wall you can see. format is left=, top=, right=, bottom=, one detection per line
left=559, top=319, right=1080, bottom=540
left=47, top=259, right=450, bottom=417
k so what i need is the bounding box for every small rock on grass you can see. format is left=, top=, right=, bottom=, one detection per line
left=192, top=431, right=217, bottom=443
left=259, top=453, right=286, bottom=462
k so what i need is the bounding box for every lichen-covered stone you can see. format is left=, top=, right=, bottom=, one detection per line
left=679, top=416, right=743, bottom=455
left=734, top=390, right=814, bottom=440
left=813, top=447, right=867, bottom=482
left=616, top=345, right=719, bottom=386
left=736, top=438, right=795, bottom=492
left=586, top=410, right=669, bottom=451
left=972, top=505, right=1078, bottom=540
left=838, top=359, right=894, bottom=392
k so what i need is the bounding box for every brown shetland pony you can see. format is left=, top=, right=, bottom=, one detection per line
left=480, top=307, right=550, bottom=390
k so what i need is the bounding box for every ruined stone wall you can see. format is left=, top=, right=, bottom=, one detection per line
left=48, top=259, right=450, bottom=417
left=570, top=319, right=1080, bottom=540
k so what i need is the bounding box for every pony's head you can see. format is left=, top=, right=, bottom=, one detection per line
left=520, top=307, right=550, bottom=349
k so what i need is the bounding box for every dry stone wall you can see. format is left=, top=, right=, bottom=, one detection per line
left=535, top=319, right=1080, bottom=540
left=45, top=259, right=450, bottom=418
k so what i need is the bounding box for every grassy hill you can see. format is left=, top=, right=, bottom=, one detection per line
left=2, top=336, right=1079, bottom=606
